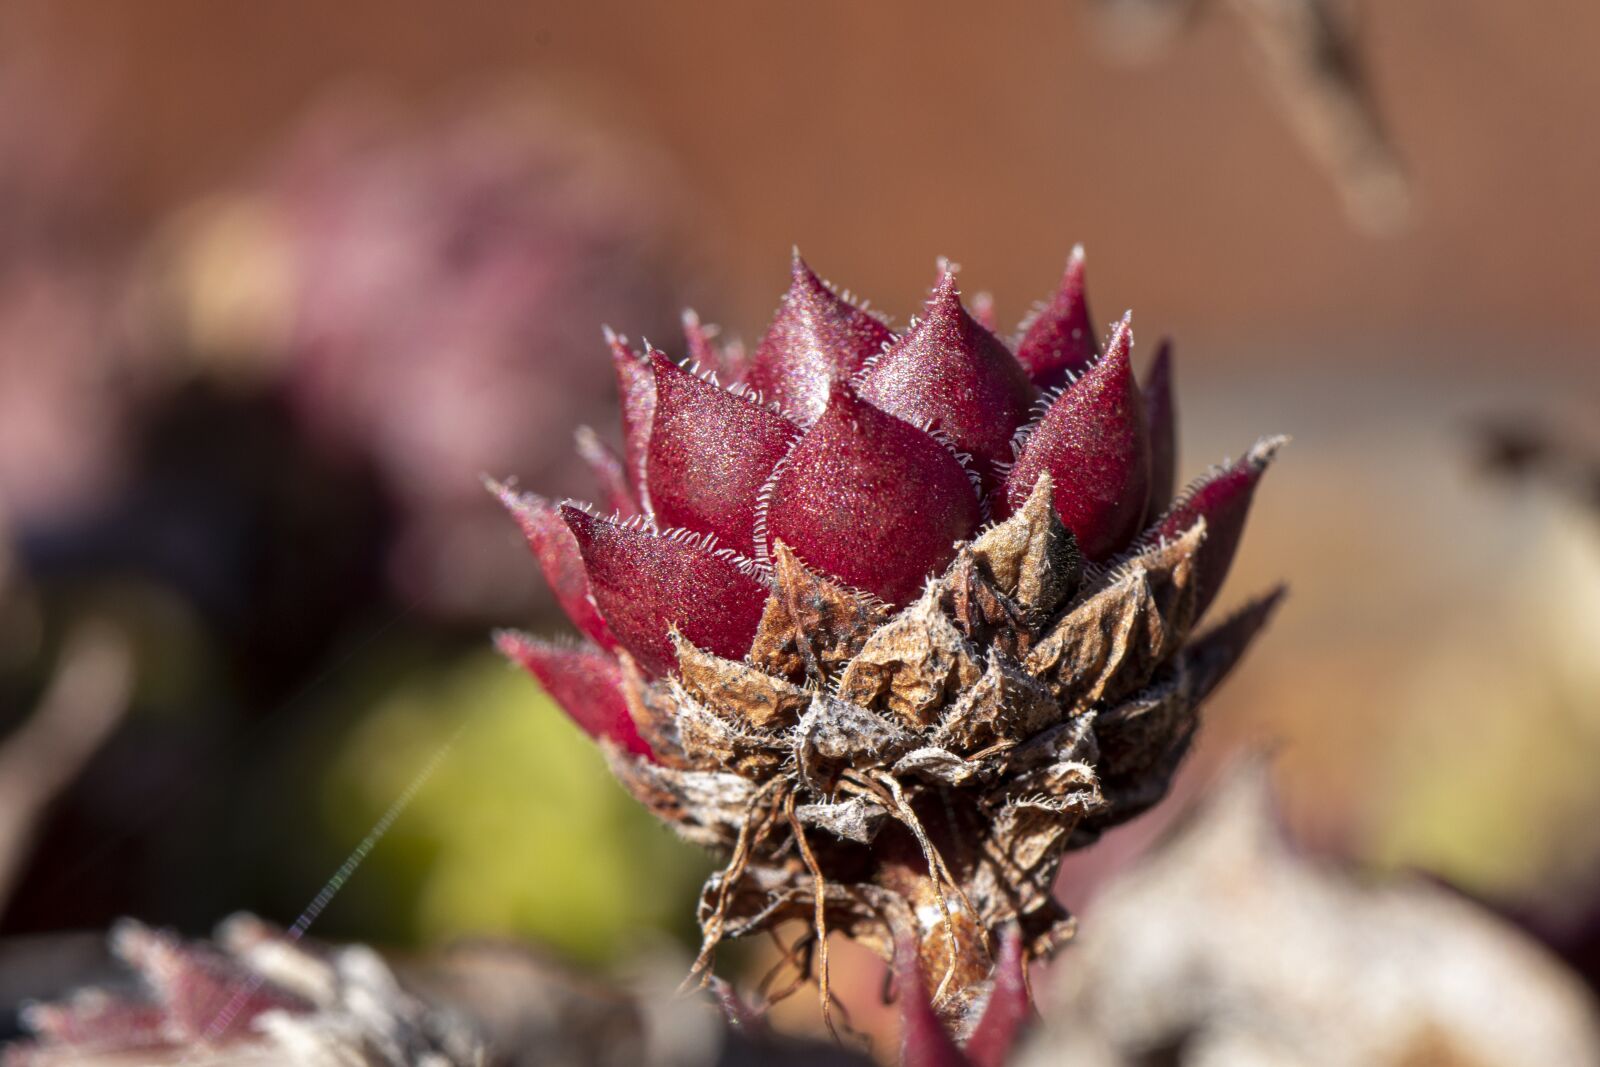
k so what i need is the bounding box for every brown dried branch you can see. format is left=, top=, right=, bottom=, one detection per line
left=0, top=619, right=133, bottom=911
left=1089, top=0, right=1412, bottom=234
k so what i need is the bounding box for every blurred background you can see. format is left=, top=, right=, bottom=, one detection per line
left=0, top=0, right=1596, bottom=1055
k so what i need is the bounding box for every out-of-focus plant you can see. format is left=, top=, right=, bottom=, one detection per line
left=321, top=649, right=709, bottom=966
left=145, top=90, right=692, bottom=620
left=3, top=913, right=879, bottom=1067
left=1087, top=0, right=1410, bottom=234
left=1014, top=762, right=1600, bottom=1066
left=0, top=78, right=698, bottom=941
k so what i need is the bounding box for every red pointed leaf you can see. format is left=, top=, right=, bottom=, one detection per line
left=495, top=630, right=653, bottom=757
left=606, top=329, right=655, bottom=497
left=896, top=938, right=971, bottom=1067
left=857, top=267, right=1036, bottom=490
left=493, top=483, right=618, bottom=651
left=763, top=386, right=981, bottom=606
left=645, top=349, right=799, bottom=554
left=561, top=505, right=769, bottom=676
left=743, top=253, right=895, bottom=424
left=1016, top=245, right=1097, bottom=390
left=1156, top=436, right=1285, bottom=620
left=1188, top=586, right=1287, bottom=703
left=1003, top=315, right=1151, bottom=561
left=682, top=308, right=747, bottom=383
left=1143, top=339, right=1178, bottom=519
left=964, top=929, right=1031, bottom=1067
left=574, top=426, right=640, bottom=519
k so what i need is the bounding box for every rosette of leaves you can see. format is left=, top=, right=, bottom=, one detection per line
left=493, top=248, right=1286, bottom=1031
left=5, top=916, right=483, bottom=1066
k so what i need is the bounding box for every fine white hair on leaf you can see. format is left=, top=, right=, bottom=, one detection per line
left=750, top=434, right=801, bottom=567
left=847, top=334, right=899, bottom=388
left=1008, top=382, right=1073, bottom=460
left=918, top=421, right=987, bottom=515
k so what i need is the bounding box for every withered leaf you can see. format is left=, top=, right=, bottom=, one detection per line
left=795, top=694, right=913, bottom=792
left=935, top=653, right=1061, bottom=755
left=937, top=548, right=1040, bottom=658
left=836, top=591, right=984, bottom=729
left=891, top=745, right=985, bottom=787
left=993, top=732, right=1101, bottom=810
left=671, top=630, right=809, bottom=729
left=1094, top=672, right=1194, bottom=783
left=1024, top=521, right=1204, bottom=713
left=615, top=652, right=688, bottom=767
left=970, top=472, right=1082, bottom=613
left=796, top=796, right=890, bottom=845
left=748, top=541, right=890, bottom=682
left=991, top=799, right=1084, bottom=872
left=670, top=684, right=787, bottom=779
left=604, top=749, right=755, bottom=849
left=999, top=714, right=1100, bottom=786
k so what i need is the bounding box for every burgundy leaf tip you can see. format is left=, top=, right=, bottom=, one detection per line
left=494, top=630, right=653, bottom=757
left=743, top=252, right=896, bottom=425
left=857, top=264, right=1037, bottom=491
left=1155, top=434, right=1288, bottom=620
left=645, top=348, right=799, bottom=555
left=560, top=503, right=769, bottom=676
left=1003, top=312, right=1151, bottom=561
left=682, top=308, right=749, bottom=384
left=1016, top=244, right=1097, bottom=390
left=488, top=480, right=618, bottom=651
left=761, top=384, right=981, bottom=606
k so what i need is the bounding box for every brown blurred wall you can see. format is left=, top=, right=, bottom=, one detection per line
left=5, top=0, right=1600, bottom=371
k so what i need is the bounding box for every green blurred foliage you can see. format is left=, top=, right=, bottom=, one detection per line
left=320, top=647, right=710, bottom=966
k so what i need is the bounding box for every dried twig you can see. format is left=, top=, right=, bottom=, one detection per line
left=0, top=619, right=133, bottom=911
left=1089, top=0, right=1411, bottom=233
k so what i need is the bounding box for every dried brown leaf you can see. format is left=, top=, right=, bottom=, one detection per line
left=970, top=472, right=1082, bottom=614
left=935, top=654, right=1061, bottom=754
left=748, top=541, right=890, bottom=682
left=672, top=630, right=809, bottom=730
left=604, top=750, right=755, bottom=849
left=671, top=687, right=787, bottom=779
left=1024, top=521, right=1204, bottom=713
left=836, top=591, right=985, bottom=729
left=939, top=548, right=1041, bottom=659
left=796, top=694, right=914, bottom=792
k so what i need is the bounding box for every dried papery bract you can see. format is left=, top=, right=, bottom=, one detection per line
left=494, top=249, right=1285, bottom=1046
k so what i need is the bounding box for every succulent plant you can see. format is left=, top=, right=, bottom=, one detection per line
left=4, top=916, right=485, bottom=1066
left=494, top=248, right=1285, bottom=1033
left=152, top=93, right=687, bottom=620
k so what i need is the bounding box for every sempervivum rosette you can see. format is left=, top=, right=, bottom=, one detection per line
left=5, top=917, right=483, bottom=1066
left=493, top=248, right=1286, bottom=1027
